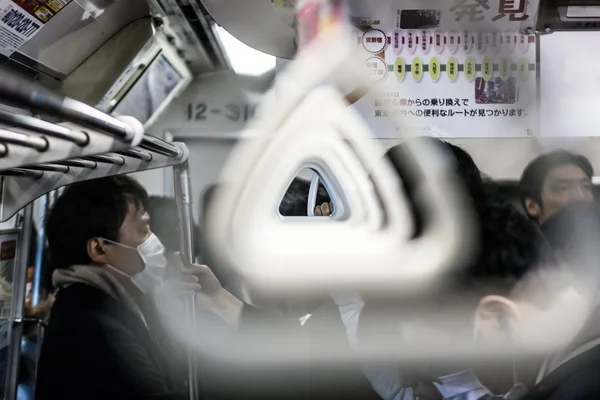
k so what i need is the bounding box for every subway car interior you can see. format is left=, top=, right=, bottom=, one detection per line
left=0, top=0, right=600, bottom=399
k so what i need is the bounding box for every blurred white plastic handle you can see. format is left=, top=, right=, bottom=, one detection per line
left=307, top=172, right=339, bottom=217
left=205, top=27, right=474, bottom=295
left=307, top=172, right=320, bottom=217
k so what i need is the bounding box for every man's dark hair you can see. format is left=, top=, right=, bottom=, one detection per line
left=519, top=150, right=594, bottom=215
left=386, top=138, right=555, bottom=292
left=46, top=175, right=149, bottom=273
left=279, top=177, right=330, bottom=217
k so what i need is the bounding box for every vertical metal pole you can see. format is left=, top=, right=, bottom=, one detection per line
left=4, top=203, right=34, bottom=400
left=173, top=162, right=198, bottom=400
left=31, top=193, right=49, bottom=307
left=34, top=321, right=45, bottom=383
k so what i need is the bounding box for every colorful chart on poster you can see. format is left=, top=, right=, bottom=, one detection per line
left=0, top=0, right=72, bottom=57
left=347, top=0, right=538, bottom=138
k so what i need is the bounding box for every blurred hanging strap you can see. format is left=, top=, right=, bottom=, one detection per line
left=296, top=0, right=349, bottom=49
left=307, top=172, right=320, bottom=216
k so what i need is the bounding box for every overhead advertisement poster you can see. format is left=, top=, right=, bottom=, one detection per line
left=348, top=0, right=539, bottom=138
left=0, top=0, right=72, bottom=57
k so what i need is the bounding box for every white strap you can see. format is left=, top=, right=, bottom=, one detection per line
left=307, top=171, right=320, bottom=216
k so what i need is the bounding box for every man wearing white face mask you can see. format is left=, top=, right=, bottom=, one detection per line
left=36, top=176, right=244, bottom=400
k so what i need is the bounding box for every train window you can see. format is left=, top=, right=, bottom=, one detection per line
left=279, top=169, right=332, bottom=217
left=111, top=53, right=183, bottom=126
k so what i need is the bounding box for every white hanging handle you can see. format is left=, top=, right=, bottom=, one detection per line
left=307, top=171, right=338, bottom=217
left=307, top=171, right=320, bottom=217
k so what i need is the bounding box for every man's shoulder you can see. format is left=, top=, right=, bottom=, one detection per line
left=48, top=284, right=131, bottom=334
left=546, top=366, right=600, bottom=400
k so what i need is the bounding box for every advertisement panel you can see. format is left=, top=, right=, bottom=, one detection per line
left=347, top=0, right=538, bottom=138
left=0, top=0, right=71, bottom=57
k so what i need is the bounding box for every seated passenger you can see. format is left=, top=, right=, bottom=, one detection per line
left=349, top=139, right=557, bottom=399
left=36, top=176, right=244, bottom=400
left=519, top=151, right=594, bottom=225
left=525, top=203, right=600, bottom=400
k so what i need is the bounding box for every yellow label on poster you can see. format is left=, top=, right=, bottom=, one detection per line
left=429, top=56, right=440, bottom=81
left=464, top=57, right=475, bottom=81
left=447, top=56, right=458, bottom=81
left=412, top=57, right=423, bottom=82
left=518, top=57, right=529, bottom=80
left=394, top=57, right=405, bottom=81
left=46, top=0, right=72, bottom=13
left=500, top=57, right=510, bottom=81
left=482, top=56, right=492, bottom=81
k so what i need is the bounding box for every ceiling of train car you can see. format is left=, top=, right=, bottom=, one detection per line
left=200, top=0, right=297, bottom=58
left=201, top=0, right=600, bottom=61
left=1, top=0, right=150, bottom=83
left=0, top=0, right=231, bottom=85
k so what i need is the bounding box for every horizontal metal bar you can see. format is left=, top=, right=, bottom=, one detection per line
left=0, top=168, right=43, bottom=179
left=0, top=110, right=88, bottom=146
left=140, top=136, right=183, bottom=158
left=26, top=163, right=70, bottom=173
left=0, top=129, right=48, bottom=151
left=19, top=317, right=48, bottom=328
left=120, top=148, right=153, bottom=162
left=86, top=154, right=125, bottom=166
left=56, top=159, right=97, bottom=169
left=0, top=69, right=133, bottom=142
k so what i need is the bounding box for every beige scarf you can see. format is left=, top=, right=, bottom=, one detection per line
left=52, top=265, right=147, bottom=327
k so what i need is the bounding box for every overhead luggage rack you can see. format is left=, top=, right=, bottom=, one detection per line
left=0, top=68, right=189, bottom=222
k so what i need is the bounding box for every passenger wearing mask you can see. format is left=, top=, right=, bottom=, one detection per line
left=523, top=203, right=600, bottom=400
left=36, top=176, right=244, bottom=400
left=329, top=138, right=557, bottom=400
left=519, top=151, right=594, bottom=225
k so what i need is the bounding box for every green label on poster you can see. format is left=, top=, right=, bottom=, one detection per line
left=412, top=57, right=422, bottom=82
left=394, top=57, right=405, bottom=81
left=500, top=57, right=510, bottom=81
left=447, top=56, right=458, bottom=81
left=482, top=56, right=492, bottom=81
left=429, top=56, right=440, bottom=81
left=518, top=57, right=529, bottom=80
left=464, top=57, right=475, bottom=81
